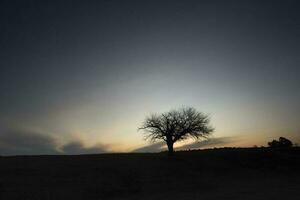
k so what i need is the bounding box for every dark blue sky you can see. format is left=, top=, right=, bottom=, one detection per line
left=0, top=0, right=299, bottom=154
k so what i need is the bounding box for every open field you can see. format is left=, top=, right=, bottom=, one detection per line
left=0, top=147, right=300, bottom=200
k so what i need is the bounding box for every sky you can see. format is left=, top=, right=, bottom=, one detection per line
left=0, top=0, right=299, bottom=155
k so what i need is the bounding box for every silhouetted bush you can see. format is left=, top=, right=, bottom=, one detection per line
left=268, top=137, right=293, bottom=148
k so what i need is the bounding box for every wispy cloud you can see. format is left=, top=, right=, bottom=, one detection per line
left=0, top=129, right=112, bottom=155
left=132, top=142, right=166, bottom=153
left=0, top=128, right=239, bottom=155
left=0, top=129, right=60, bottom=155
left=176, top=137, right=237, bottom=150
left=61, top=141, right=109, bottom=155
left=131, top=137, right=237, bottom=153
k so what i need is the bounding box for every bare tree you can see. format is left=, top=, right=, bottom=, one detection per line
left=139, top=107, right=214, bottom=156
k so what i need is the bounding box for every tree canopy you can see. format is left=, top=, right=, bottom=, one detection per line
left=139, top=107, right=214, bottom=155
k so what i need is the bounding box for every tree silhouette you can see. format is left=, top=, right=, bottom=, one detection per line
left=268, top=137, right=293, bottom=148
left=139, top=107, right=214, bottom=156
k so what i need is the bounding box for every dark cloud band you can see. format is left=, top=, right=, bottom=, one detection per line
left=0, top=129, right=110, bottom=155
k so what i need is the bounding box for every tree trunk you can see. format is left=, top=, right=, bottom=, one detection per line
left=167, top=141, right=174, bottom=156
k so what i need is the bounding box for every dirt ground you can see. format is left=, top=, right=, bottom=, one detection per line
left=0, top=148, right=299, bottom=199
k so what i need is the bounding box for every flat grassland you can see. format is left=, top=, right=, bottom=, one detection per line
left=0, top=148, right=300, bottom=199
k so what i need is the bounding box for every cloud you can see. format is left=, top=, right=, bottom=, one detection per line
left=0, top=129, right=60, bottom=155
left=132, top=142, right=166, bottom=153
left=131, top=137, right=238, bottom=153
left=176, top=137, right=237, bottom=150
left=0, top=129, right=237, bottom=155
left=0, top=129, right=111, bottom=155
left=61, top=141, right=109, bottom=155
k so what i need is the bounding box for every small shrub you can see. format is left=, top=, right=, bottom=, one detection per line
left=268, top=137, right=293, bottom=148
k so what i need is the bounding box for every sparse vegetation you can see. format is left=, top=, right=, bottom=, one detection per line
left=268, top=137, right=293, bottom=148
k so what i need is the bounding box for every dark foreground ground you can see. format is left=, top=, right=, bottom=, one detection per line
left=0, top=147, right=300, bottom=200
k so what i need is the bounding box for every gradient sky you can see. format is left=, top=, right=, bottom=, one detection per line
left=0, top=0, right=300, bottom=155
